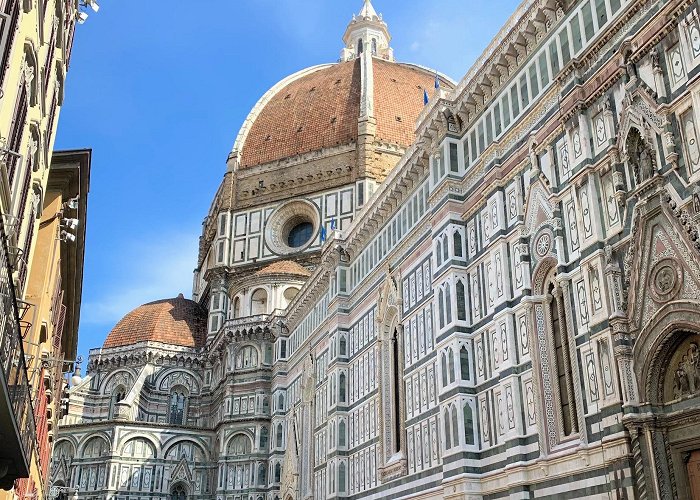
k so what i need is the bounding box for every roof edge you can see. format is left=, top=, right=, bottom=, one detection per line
left=229, top=63, right=335, bottom=168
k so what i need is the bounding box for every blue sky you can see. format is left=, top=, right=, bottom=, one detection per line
left=54, top=0, right=521, bottom=361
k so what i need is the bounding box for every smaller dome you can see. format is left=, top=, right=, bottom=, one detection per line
left=255, top=260, right=311, bottom=277
left=103, top=295, right=207, bottom=349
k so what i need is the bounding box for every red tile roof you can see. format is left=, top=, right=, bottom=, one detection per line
left=241, top=60, right=361, bottom=168
left=255, top=260, right=311, bottom=277
left=103, top=295, right=207, bottom=349
left=239, top=59, right=453, bottom=168
left=374, top=59, right=453, bottom=146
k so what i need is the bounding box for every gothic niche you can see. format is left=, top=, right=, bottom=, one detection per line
left=665, top=334, right=700, bottom=402
left=626, top=127, right=656, bottom=185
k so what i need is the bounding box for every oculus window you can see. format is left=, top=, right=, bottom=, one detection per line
left=287, top=221, right=313, bottom=247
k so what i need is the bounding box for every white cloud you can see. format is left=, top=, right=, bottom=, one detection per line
left=81, top=231, right=198, bottom=326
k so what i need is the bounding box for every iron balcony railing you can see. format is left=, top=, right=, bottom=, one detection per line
left=0, top=212, right=36, bottom=473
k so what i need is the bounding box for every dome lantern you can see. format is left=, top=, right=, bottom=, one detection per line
left=341, top=0, right=393, bottom=62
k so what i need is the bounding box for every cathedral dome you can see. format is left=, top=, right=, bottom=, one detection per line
left=232, top=56, right=453, bottom=169
left=103, top=294, right=207, bottom=349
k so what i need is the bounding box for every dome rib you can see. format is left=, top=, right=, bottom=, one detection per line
left=240, top=60, right=361, bottom=168
left=233, top=58, right=455, bottom=170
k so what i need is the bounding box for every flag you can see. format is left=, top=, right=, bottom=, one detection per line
left=423, top=89, right=429, bottom=105
left=330, top=217, right=337, bottom=230
left=434, top=72, right=440, bottom=89
left=320, top=225, right=327, bottom=243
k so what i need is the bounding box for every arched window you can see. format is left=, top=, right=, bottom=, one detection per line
left=441, top=352, right=448, bottom=387
left=122, top=437, right=156, bottom=458
left=274, top=463, right=281, bottom=483
left=438, top=290, right=445, bottom=329
left=548, top=280, right=578, bottom=437
left=228, top=434, right=252, bottom=456
left=357, top=38, right=364, bottom=54
left=276, top=423, right=283, bottom=448
left=442, top=236, right=449, bottom=263
left=339, top=334, right=347, bottom=356
left=338, top=420, right=346, bottom=447
left=260, top=426, right=269, bottom=449
left=278, top=393, right=284, bottom=411
left=258, top=463, right=266, bottom=485
left=170, top=483, right=187, bottom=500
left=282, top=287, right=299, bottom=309
left=391, top=328, right=402, bottom=453
left=463, top=403, right=475, bottom=445
left=235, top=345, right=259, bottom=369
left=110, top=386, right=126, bottom=418
left=116, top=386, right=127, bottom=403
left=250, top=288, right=268, bottom=315
left=330, top=462, right=336, bottom=492
left=371, top=38, right=377, bottom=55
left=52, top=441, right=75, bottom=465
left=453, top=231, right=463, bottom=257
left=436, top=240, right=443, bottom=266
left=451, top=405, right=459, bottom=446
left=444, top=409, right=452, bottom=449
left=339, top=461, right=347, bottom=491
left=82, top=436, right=110, bottom=458
left=460, top=346, right=470, bottom=380
left=169, top=389, right=187, bottom=425
left=456, top=280, right=467, bottom=321
left=447, top=348, right=455, bottom=383
left=445, top=285, right=452, bottom=324
left=232, top=297, right=241, bottom=318
left=339, top=373, right=346, bottom=403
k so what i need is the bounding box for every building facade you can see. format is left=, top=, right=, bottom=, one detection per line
left=54, top=0, right=700, bottom=498
left=0, top=0, right=90, bottom=498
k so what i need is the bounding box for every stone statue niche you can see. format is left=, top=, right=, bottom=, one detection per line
left=626, top=127, right=656, bottom=185
left=665, top=335, right=700, bottom=402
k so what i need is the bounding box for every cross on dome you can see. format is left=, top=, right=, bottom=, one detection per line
left=341, top=0, right=394, bottom=62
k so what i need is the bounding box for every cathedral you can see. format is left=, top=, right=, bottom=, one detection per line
left=51, top=0, right=700, bottom=498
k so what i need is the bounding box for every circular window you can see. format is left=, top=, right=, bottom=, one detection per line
left=265, top=200, right=319, bottom=256
left=287, top=221, right=313, bottom=248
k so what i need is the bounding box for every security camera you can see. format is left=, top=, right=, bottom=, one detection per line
left=60, top=231, right=76, bottom=242
left=65, top=197, right=79, bottom=210
left=62, top=218, right=79, bottom=230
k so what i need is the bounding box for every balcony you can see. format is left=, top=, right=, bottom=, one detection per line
left=0, top=214, right=36, bottom=488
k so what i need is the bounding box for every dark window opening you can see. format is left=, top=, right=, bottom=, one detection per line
left=549, top=282, right=577, bottom=436
left=288, top=222, right=313, bottom=248
left=460, top=346, right=470, bottom=380
left=392, top=329, right=401, bottom=453
left=169, top=391, right=186, bottom=425
left=170, top=484, right=187, bottom=500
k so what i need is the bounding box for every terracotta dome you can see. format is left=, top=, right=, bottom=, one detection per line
left=255, top=260, right=311, bottom=277
left=236, top=59, right=454, bottom=168
left=103, top=295, right=207, bottom=349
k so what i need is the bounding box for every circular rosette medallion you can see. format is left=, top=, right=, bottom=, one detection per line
left=533, top=229, right=554, bottom=258
left=649, top=258, right=683, bottom=303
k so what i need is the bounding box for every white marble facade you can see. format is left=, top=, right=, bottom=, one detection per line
left=52, top=0, right=700, bottom=499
